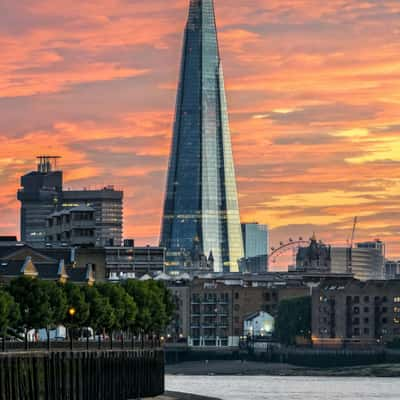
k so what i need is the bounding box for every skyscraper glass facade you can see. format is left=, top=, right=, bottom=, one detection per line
left=161, top=0, right=244, bottom=272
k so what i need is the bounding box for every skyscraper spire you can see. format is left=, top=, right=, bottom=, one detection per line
left=160, top=0, right=244, bottom=272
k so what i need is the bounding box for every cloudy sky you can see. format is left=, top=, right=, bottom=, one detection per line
left=1, top=0, right=399, bottom=266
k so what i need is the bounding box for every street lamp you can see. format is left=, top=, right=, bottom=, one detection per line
left=68, top=307, right=76, bottom=350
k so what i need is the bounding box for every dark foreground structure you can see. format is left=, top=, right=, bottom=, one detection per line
left=0, top=349, right=164, bottom=400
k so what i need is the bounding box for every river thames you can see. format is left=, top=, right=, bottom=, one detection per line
left=166, top=376, right=399, bottom=400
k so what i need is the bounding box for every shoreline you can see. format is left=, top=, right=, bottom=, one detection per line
left=165, top=360, right=400, bottom=377
left=148, top=391, right=221, bottom=400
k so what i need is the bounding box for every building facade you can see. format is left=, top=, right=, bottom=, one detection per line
left=18, top=156, right=63, bottom=245
left=330, top=242, right=384, bottom=280
left=166, top=274, right=308, bottom=347
left=45, top=205, right=96, bottom=247
left=18, top=158, right=123, bottom=248
left=312, top=279, right=400, bottom=347
left=106, top=245, right=165, bottom=280
left=385, top=260, right=400, bottom=280
left=241, top=223, right=269, bottom=259
left=62, top=187, right=123, bottom=247
left=160, top=0, right=244, bottom=273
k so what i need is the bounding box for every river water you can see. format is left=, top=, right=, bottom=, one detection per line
left=165, top=376, right=399, bottom=400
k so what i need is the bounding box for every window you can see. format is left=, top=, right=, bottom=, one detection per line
left=394, top=297, right=400, bottom=303
left=382, top=307, right=388, bottom=313
left=353, top=328, right=360, bottom=336
left=382, top=296, right=388, bottom=303
left=382, top=318, right=388, bottom=324
left=363, top=328, right=370, bottom=335
left=353, top=307, right=360, bottom=314
left=364, top=318, right=369, bottom=324
left=354, top=296, right=360, bottom=304
left=353, top=318, right=360, bottom=325
left=235, top=293, right=239, bottom=300
left=364, top=307, right=369, bottom=313
left=364, top=296, right=370, bottom=303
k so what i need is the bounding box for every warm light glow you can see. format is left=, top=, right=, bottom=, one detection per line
left=0, top=1, right=399, bottom=264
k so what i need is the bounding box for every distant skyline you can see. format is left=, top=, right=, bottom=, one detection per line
left=1, top=0, right=400, bottom=262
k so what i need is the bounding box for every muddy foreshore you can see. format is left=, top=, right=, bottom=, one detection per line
left=166, top=360, right=400, bottom=377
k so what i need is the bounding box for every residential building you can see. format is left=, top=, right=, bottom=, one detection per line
left=45, top=205, right=96, bottom=247
left=62, top=187, right=123, bottom=247
left=184, top=275, right=308, bottom=347
left=244, top=311, right=275, bottom=338
left=312, top=279, right=400, bottom=347
left=0, top=256, right=94, bottom=286
left=160, top=0, right=244, bottom=273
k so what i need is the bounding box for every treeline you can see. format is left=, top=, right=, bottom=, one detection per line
left=0, top=277, right=174, bottom=339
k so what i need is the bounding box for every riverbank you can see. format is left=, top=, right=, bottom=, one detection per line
left=148, top=391, right=221, bottom=400
left=166, top=360, right=400, bottom=377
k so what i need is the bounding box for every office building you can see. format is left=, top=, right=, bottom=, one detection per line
left=106, top=245, right=165, bottom=280
left=18, top=158, right=123, bottom=248
left=160, top=0, right=244, bottom=273
left=385, top=260, right=400, bottom=280
left=330, top=241, right=385, bottom=280
left=17, top=156, right=63, bottom=245
left=241, top=223, right=269, bottom=259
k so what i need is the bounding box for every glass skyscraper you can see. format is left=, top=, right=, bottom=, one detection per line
left=160, top=0, right=244, bottom=272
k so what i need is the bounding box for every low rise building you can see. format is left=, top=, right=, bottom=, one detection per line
left=312, top=279, right=400, bottom=347
left=168, top=275, right=309, bottom=347
left=244, top=311, right=274, bottom=338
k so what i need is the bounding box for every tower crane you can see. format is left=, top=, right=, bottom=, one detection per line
left=347, top=216, right=358, bottom=273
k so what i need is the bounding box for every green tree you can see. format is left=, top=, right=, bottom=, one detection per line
left=0, top=289, right=20, bottom=336
left=96, top=283, right=137, bottom=332
left=275, top=296, right=311, bottom=345
left=123, top=280, right=174, bottom=335
left=62, top=283, right=90, bottom=327
left=9, top=277, right=66, bottom=331
left=83, top=286, right=116, bottom=334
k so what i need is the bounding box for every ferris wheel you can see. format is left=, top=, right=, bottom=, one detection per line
left=269, top=237, right=310, bottom=266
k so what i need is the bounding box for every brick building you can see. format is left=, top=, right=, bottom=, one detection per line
left=167, top=274, right=309, bottom=347
left=312, top=279, right=400, bottom=347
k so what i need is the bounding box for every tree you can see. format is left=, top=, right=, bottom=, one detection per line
left=39, top=281, right=68, bottom=329
left=83, top=286, right=115, bottom=334
left=123, top=280, right=174, bottom=335
left=0, top=289, right=20, bottom=337
left=96, top=283, right=137, bottom=332
left=62, top=283, right=90, bottom=328
left=275, top=296, right=312, bottom=346
left=9, top=277, right=65, bottom=331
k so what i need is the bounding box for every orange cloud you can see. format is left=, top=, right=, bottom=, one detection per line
left=0, top=0, right=400, bottom=264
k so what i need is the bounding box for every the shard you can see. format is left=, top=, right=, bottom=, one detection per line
left=160, top=0, right=244, bottom=272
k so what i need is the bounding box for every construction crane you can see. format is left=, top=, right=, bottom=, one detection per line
left=350, top=216, right=358, bottom=249
left=347, top=216, right=358, bottom=273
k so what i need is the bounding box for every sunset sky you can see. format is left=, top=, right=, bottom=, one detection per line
left=1, top=0, right=400, bottom=265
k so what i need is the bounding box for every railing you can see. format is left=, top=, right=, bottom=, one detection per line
left=0, top=337, right=161, bottom=353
